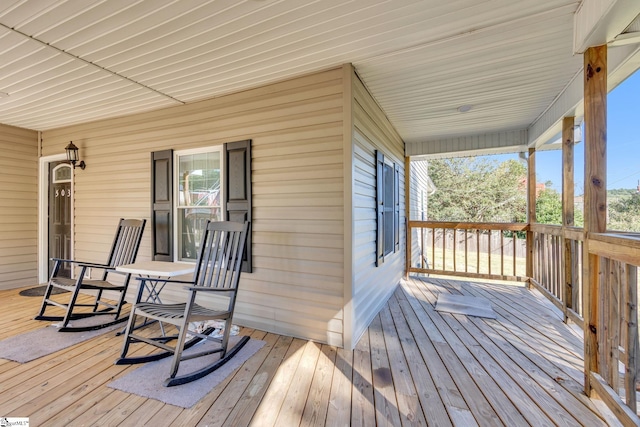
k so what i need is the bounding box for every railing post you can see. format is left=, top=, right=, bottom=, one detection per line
left=627, top=264, right=638, bottom=413
left=562, top=116, right=575, bottom=323
left=583, top=44, right=607, bottom=396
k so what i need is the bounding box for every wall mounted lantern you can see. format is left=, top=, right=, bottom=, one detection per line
left=65, top=141, right=86, bottom=170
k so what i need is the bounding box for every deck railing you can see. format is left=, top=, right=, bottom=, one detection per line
left=407, top=221, right=640, bottom=422
left=407, top=221, right=528, bottom=282
left=530, top=224, right=584, bottom=326
left=586, top=233, right=639, bottom=419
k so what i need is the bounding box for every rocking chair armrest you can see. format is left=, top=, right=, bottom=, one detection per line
left=50, top=258, right=111, bottom=269
left=183, top=286, right=236, bottom=292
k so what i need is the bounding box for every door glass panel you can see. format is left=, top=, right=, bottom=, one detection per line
left=53, top=164, right=72, bottom=183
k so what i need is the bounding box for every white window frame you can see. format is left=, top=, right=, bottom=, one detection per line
left=173, top=145, right=225, bottom=262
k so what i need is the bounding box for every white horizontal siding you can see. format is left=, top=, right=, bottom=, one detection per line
left=350, top=71, right=405, bottom=347
left=41, top=68, right=346, bottom=346
left=408, top=160, right=430, bottom=268
left=0, top=124, right=38, bottom=289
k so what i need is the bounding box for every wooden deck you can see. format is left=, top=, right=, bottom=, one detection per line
left=0, top=277, right=615, bottom=426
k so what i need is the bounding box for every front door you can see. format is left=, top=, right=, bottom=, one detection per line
left=48, top=162, right=72, bottom=278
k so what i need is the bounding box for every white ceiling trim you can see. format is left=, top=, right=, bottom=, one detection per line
left=406, top=129, right=528, bottom=159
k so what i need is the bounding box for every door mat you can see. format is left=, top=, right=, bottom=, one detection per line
left=19, top=285, right=69, bottom=297
left=435, top=293, right=497, bottom=319
left=0, top=317, right=122, bottom=363
left=108, top=337, right=266, bottom=408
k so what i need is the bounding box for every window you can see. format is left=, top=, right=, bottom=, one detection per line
left=151, top=140, right=252, bottom=271
left=376, top=150, right=400, bottom=266
left=175, top=147, right=223, bottom=261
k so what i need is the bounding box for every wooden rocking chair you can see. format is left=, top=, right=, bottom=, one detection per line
left=35, top=218, right=146, bottom=332
left=115, top=220, right=250, bottom=387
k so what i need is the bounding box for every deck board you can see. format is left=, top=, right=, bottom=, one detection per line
left=0, top=277, right=614, bottom=426
left=368, top=313, right=403, bottom=426
left=419, top=279, right=590, bottom=425
left=349, top=329, right=375, bottom=427
left=387, top=296, right=452, bottom=426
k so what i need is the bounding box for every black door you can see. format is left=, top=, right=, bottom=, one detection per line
left=48, top=162, right=72, bottom=278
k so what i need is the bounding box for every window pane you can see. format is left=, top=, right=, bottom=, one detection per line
left=178, top=152, right=221, bottom=209
left=178, top=208, right=218, bottom=260
left=177, top=150, right=222, bottom=261
left=384, top=163, right=394, bottom=255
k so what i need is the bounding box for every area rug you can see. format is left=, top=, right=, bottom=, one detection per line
left=108, top=336, right=266, bottom=408
left=435, top=293, right=497, bottom=319
left=0, top=317, right=123, bottom=363
left=19, top=285, right=68, bottom=297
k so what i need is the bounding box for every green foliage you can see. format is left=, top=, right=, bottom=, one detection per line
left=427, top=157, right=527, bottom=222
left=608, top=192, right=640, bottom=232
left=535, top=188, right=562, bottom=225
left=427, top=156, right=640, bottom=233
left=608, top=188, right=636, bottom=197
left=535, top=188, right=584, bottom=227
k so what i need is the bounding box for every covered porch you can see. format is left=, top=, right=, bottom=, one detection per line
left=0, top=1, right=640, bottom=426
left=1, top=276, right=614, bottom=426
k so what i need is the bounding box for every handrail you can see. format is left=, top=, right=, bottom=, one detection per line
left=409, top=220, right=528, bottom=231
left=589, top=232, right=640, bottom=265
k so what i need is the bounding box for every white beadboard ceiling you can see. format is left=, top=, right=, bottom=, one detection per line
left=0, top=0, right=638, bottom=145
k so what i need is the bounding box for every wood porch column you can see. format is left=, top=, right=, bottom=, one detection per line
left=526, top=147, right=536, bottom=288
left=562, top=116, right=575, bottom=322
left=583, top=44, right=607, bottom=395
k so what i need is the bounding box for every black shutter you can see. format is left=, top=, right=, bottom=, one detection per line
left=224, top=140, right=252, bottom=273
left=394, top=162, right=400, bottom=252
left=151, top=149, right=173, bottom=261
left=376, top=150, right=384, bottom=266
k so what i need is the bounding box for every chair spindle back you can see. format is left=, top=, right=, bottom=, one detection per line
left=194, top=221, right=249, bottom=291
left=107, top=218, right=147, bottom=267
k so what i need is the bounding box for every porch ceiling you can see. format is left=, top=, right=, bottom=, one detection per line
left=0, top=0, right=638, bottom=145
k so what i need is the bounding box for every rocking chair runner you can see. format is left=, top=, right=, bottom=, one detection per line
left=35, top=218, right=146, bottom=332
left=115, top=220, right=250, bottom=387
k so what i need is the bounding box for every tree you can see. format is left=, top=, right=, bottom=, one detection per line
left=536, top=187, right=562, bottom=225
left=608, top=192, right=640, bottom=232
left=535, top=186, right=585, bottom=226
left=428, top=157, right=527, bottom=222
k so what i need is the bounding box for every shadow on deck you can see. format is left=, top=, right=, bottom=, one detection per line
left=0, top=276, right=614, bottom=426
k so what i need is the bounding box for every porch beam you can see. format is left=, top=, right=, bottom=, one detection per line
left=406, top=129, right=527, bottom=158
left=583, top=44, right=607, bottom=395
left=573, top=0, right=640, bottom=54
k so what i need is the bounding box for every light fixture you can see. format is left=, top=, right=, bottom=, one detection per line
left=65, top=141, right=86, bottom=170
left=457, top=104, right=473, bottom=113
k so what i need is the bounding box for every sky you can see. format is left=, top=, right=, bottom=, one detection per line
left=538, top=70, right=640, bottom=193
left=494, top=69, right=640, bottom=194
